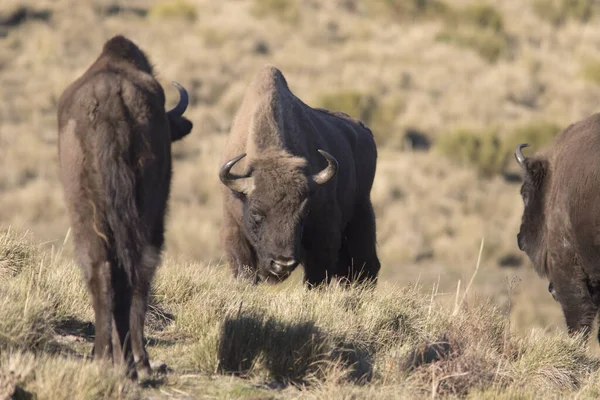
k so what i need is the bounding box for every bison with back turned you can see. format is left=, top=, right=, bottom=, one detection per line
left=57, top=35, right=192, bottom=378
left=516, top=113, right=600, bottom=344
left=219, top=65, right=381, bottom=287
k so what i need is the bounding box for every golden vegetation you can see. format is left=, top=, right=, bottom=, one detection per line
left=436, top=2, right=509, bottom=63
left=2, top=230, right=600, bottom=398
left=148, top=0, right=198, bottom=21
left=436, top=120, right=562, bottom=176
left=532, top=0, right=596, bottom=25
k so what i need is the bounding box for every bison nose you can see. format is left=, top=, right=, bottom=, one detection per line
left=271, top=257, right=299, bottom=273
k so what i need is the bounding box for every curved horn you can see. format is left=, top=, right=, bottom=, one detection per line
left=219, top=153, right=254, bottom=194
left=312, top=150, right=338, bottom=186
left=515, top=143, right=530, bottom=167
left=167, top=81, right=189, bottom=117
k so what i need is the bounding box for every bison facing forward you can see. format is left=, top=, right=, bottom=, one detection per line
left=219, top=65, right=381, bottom=287
left=516, top=113, right=600, bottom=344
left=57, top=35, right=192, bottom=378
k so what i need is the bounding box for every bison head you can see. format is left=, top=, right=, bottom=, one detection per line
left=220, top=149, right=338, bottom=281
left=167, top=81, right=193, bottom=142
left=515, top=144, right=549, bottom=273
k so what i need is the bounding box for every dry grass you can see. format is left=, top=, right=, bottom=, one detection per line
left=1, top=228, right=600, bottom=399
left=3, top=0, right=600, bottom=396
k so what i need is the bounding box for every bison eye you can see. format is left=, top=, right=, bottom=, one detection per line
left=250, top=211, right=264, bottom=223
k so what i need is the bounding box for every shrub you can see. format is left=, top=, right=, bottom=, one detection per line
left=313, top=90, right=404, bottom=146
left=459, top=2, right=504, bottom=32
left=532, top=0, right=595, bottom=25
left=436, top=2, right=509, bottom=63
left=436, top=128, right=505, bottom=177
left=436, top=120, right=562, bottom=176
left=581, top=58, right=600, bottom=85
left=314, top=90, right=377, bottom=123
left=367, top=0, right=449, bottom=21
left=148, top=0, right=197, bottom=21
left=503, top=120, right=562, bottom=154
left=437, top=29, right=508, bottom=63
left=251, top=0, right=300, bottom=23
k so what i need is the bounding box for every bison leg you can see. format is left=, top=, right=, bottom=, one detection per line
left=128, top=248, right=159, bottom=379
left=553, top=277, right=598, bottom=343
left=221, top=212, right=258, bottom=283
left=335, top=201, right=381, bottom=286
left=110, top=262, right=136, bottom=378
left=87, top=260, right=113, bottom=361
left=302, top=233, right=341, bottom=289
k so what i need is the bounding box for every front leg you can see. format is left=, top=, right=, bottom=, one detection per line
left=221, top=212, right=258, bottom=283
left=551, top=269, right=598, bottom=343
left=301, top=227, right=341, bottom=289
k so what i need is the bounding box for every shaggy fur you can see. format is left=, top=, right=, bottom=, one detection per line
left=57, top=35, right=192, bottom=378
left=517, top=113, right=600, bottom=343
left=220, top=65, right=381, bottom=287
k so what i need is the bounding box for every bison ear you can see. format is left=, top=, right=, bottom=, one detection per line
left=169, top=115, right=193, bottom=142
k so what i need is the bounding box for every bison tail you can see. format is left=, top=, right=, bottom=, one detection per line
left=98, top=143, right=146, bottom=287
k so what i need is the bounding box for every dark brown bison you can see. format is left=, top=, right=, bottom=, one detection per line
left=219, top=65, right=381, bottom=287
left=57, top=35, right=192, bottom=378
left=515, top=113, right=600, bottom=343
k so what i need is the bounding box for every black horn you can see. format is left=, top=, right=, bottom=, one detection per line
left=167, top=81, right=189, bottom=117
left=312, top=150, right=338, bottom=185
left=515, top=143, right=529, bottom=167
left=219, top=154, right=254, bottom=194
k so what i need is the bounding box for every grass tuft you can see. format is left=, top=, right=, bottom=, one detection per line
left=0, top=228, right=38, bottom=283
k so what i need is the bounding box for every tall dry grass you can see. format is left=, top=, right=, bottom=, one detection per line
left=2, top=227, right=600, bottom=399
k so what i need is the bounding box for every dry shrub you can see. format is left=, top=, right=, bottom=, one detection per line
left=532, top=0, right=595, bottom=25
left=435, top=128, right=504, bottom=177
left=251, top=0, right=300, bottom=23
left=313, top=90, right=404, bottom=146
left=436, top=120, right=562, bottom=177
left=147, top=0, right=197, bottom=21
left=581, top=58, right=600, bottom=85
left=436, top=2, right=509, bottom=63
left=366, top=0, right=449, bottom=21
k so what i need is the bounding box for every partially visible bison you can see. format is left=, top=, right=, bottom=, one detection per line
left=219, top=65, right=381, bottom=287
left=57, top=35, right=192, bottom=378
left=515, top=113, right=600, bottom=343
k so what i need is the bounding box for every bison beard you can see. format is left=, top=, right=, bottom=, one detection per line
left=57, top=35, right=192, bottom=379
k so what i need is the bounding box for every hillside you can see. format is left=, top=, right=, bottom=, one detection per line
left=2, top=228, right=600, bottom=399
left=3, top=0, right=600, bottom=397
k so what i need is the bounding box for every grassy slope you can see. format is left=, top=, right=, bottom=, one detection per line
left=2, top=228, right=600, bottom=399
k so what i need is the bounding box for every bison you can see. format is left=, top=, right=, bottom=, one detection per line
left=219, top=65, right=381, bottom=287
left=515, top=113, right=600, bottom=344
left=57, top=35, right=192, bottom=378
